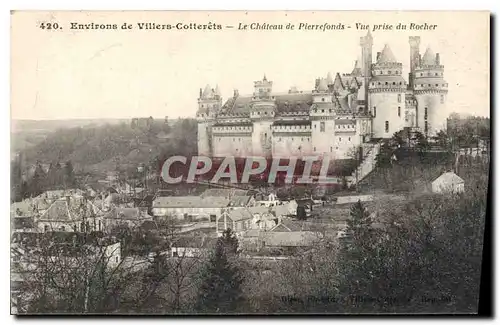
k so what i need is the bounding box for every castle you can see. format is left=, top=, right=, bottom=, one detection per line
left=196, top=31, right=448, bottom=160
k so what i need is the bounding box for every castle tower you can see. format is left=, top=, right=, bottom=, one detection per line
left=408, top=36, right=421, bottom=88
left=310, top=78, right=336, bottom=158
left=413, top=47, right=448, bottom=137
left=359, top=30, right=373, bottom=113
left=368, top=44, right=407, bottom=139
left=196, top=84, right=222, bottom=156
left=250, top=75, right=276, bottom=158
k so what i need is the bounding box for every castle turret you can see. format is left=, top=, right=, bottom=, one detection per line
left=196, top=84, right=222, bottom=156
left=311, top=78, right=336, bottom=158
left=408, top=36, right=421, bottom=88
left=360, top=31, right=373, bottom=113
left=413, top=47, right=448, bottom=137
left=368, top=44, right=407, bottom=139
left=250, top=75, right=276, bottom=158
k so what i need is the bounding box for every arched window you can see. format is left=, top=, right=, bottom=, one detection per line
left=397, top=94, right=402, bottom=103
left=398, top=107, right=401, bottom=117
left=385, top=121, right=389, bottom=133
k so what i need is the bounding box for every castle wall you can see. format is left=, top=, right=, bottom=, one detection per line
left=311, top=119, right=336, bottom=158
left=369, top=92, right=406, bottom=138
left=213, top=135, right=253, bottom=157
left=197, top=122, right=212, bottom=156
left=252, top=120, right=273, bottom=157
left=415, top=92, right=447, bottom=136
left=272, top=123, right=312, bottom=158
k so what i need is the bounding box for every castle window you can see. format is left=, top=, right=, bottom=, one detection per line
left=435, top=84, right=438, bottom=87
left=233, top=138, right=235, bottom=142
left=393, top=82, right=396, bottom=85
left=428, top=84, right=431, bottom=87
left=321, top=109, right=325, bottom=113
left=322, top=98, right=325, bottom=102
left=348, top=137, right=351, bottom=141
left=424, top=107, right=428, bottom=120
left=385, top=121, right=389, bottom=133
left=405, top=111, right=409, bottom=122
left=440, top=95, right=444, bottom=104
left=307, top=138, right=310, bottom=142
left=202, top=105, right=204, bottom=108
left=320, top=122, right=325, bottom=132
left=388, top=71, right=392, bottom=74
left=301, top=138, right=304, bottom=142
left=339, top=137, right=342, bottom=142
left=435, top=73, right=438, bottom=76
left=265, top=112, right=268, bottom=115
left=314, top=147, right=316, bottom=152
left=425, top=121, right=428, bottom=134
left=314, top=124, right=316, bottom=129
left=385, top=82, right=388, bottom=85
left=398, top=106, right=401, bottom=117
left=329, top=109, right=332, bottom=113
left=378, top=82, right=381, bottom=85
left=373, top=107, right=376, bottom=117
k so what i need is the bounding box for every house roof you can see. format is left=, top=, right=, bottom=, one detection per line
left=104, top=207, right=151, bottom=220
left=227, top=209, right=254, bottom=222
left=432, top=172, right=464, bottom=185
left=271, top=204, right=291, bottom=218
left=38, top=197, right=101, bottom=222
left=222, top=92, right=313, bottom=115
left=200, top=188, right=251, bottom=198
left=152, top=196, right=230, bottom=209
left=263, top=231, right=320, bottom=247
left=228, top=195, right=253, bottom=207
left=172, top=236, right=218, bottom=248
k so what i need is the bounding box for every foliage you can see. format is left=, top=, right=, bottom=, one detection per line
left=195, top=233, right=244, bottom=313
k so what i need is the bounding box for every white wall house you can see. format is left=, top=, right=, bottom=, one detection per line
left=431, top=172, right=465, bottom=194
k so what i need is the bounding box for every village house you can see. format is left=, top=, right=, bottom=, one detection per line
left=170, top=235, right=218, bottom=258
left=35, top=195, right=104, bottom=233
left=431, top=171, right=465, bottom=194
left=103, top=207, right=153, bottom=230
left=152, top=196, right=230, bottom=222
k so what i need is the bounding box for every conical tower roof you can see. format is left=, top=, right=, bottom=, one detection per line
left=351, top=59, right=362, bottom=76
left=421, top=47, right=436, bottom=66
left=377, top=44, right=397, bottom=64
left=326, top=72, right=334, bottom=85
left=317, top=78, right=328, bottom=92
left=202, top=84, right=212, bottom=98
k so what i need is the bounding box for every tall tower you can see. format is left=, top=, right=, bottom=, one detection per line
left=413, top=47, right=448, bottom=137
left=310, top=78, right=335, bottom=159
left=360, top=30, right=373, bottom=112
left=408, top=36, right=421, bottom=88
left=368, top=44, right=407, bottom=139
left=250, top=75, right=276, bottom=158
left=196, top=84, right=222, bottom=156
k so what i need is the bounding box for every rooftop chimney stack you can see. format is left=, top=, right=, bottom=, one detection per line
left=435, top=53, right=440, bottom=65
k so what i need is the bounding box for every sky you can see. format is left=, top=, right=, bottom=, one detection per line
left=11, top=11, right=490, bottom=120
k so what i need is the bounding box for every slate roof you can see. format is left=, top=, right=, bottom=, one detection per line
left=222, top=93, right=313, bottom=115
left=263, top=231, right=320, bottom=247
left=38, top=197, right=101, bottom=222
left=152, top=196, right=230, bottom=208
left=421, top=47, right=436, bottom=66
left=432, top=172, right=464, bottom=185
left=376, top=44, right=398, bottom=64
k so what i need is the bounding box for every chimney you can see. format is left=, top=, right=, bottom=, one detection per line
left=376, top=52, right=381, bottom=61
left=233, top=89, right=239, bottom=97
left=435, top=53, right=440, bottom=65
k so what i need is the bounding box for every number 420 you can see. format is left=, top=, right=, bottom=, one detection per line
left=40, top=22, right=60, bottom=30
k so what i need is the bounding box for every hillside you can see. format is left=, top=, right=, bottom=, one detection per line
left=17, top=118, right=198, bottom=175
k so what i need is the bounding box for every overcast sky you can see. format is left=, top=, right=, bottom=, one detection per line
left=11, top=11, right=490, bottom=120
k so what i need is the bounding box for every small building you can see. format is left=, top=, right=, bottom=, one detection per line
left=170, top=236, right=218, bottom=258
left=152, top=196, right=230, bottom=221
left=431, top=171, right=465, bottom=194
left=103, top=207, right=153, bottom=230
